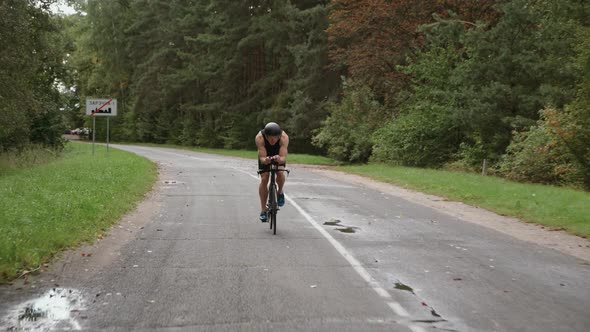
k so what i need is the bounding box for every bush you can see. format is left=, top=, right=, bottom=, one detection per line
left=312, top=84, right=383, bottom=163
left=497, top=108, right=586, bottom=188
left=371, top=104, right=463, bottom=167
left=545, top=106, right=590, bottom=189
left=443, top=142, right=491, bottom=173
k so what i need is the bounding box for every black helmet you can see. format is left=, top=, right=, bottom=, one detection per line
left=263, top=122, right=282, bottom=136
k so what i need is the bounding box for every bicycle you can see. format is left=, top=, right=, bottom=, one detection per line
left=258, top=161, right=290, bottom=234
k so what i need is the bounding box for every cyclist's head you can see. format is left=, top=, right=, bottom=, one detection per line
left=263, top=122, right=282, bottom=137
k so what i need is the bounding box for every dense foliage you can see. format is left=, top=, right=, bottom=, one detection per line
left=66, top=0, right=337, bottom=153
left=2, top=0, right=588, bottom=189
left=0, top=0, right=71, bottom=152
left=321, top=0, right=589, bottom=189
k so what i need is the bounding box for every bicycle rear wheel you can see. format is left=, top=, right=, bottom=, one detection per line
left=269, top=211, right=273, bottom=229
left=270, top=210, right=277, bottom=234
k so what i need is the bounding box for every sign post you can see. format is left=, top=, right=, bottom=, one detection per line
left=92, top=116, right=96, bottom=155
left=107, top=117, right=110, bottom=153
left=86, top=98, right=117, bottom=155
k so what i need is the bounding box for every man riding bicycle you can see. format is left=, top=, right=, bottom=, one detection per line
left=256, top=122, right=289, bottom=222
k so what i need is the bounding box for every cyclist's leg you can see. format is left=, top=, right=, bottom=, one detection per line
left=259, top=172, right=270, bottom=220
left=277, top=170, right=285, bottom=194
left=276, top=166, right=286, bottom=206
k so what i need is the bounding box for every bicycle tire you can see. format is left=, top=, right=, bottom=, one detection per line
left=271, top=210, right=277, bottom=235
left=271, top=183, right=278, bottom=234
left=268, top=182, right=277, bottom=230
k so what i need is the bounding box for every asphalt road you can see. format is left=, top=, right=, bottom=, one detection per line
left=1, top=145, right=589, bottom=331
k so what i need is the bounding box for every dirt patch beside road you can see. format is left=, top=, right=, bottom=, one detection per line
left=310, top=168, right=590, bottom=262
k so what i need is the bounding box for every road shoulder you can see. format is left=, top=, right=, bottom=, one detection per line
left=309, top=168, right=590, bottom=262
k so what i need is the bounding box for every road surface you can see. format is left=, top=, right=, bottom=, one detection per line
left=1, top=145, right=588, bottom=331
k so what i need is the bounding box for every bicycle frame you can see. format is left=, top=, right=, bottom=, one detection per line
left=257, top=162, right=289, bottom=234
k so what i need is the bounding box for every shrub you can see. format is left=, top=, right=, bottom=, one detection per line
left=497, top=108, right=586, bottom=188
left=312, top=84, right=383, bottom=163
left=371, top=104, right=463, bottom=167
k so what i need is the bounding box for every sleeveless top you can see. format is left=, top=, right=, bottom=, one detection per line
left=261, top=130, right=281, bottom=156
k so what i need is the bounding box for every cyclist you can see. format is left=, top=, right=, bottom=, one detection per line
left=256, top=122, right=289, bottom=222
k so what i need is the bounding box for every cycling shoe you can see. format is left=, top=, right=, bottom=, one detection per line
left=278, top=193, right=285, bottom=207
left=259, top=211, right=268, bottom=222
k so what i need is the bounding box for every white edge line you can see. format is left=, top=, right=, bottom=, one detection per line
left=287, top=195, right=426, bottom=332
left=286, top=195, right=391, bottom=299
left=388, top=302, right=409, bottom=317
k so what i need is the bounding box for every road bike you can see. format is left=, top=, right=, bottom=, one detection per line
left=258, top=161, right=290, bottom=235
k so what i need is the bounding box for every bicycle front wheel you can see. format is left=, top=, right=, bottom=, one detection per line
left=268, top=183, right=277, bottom=230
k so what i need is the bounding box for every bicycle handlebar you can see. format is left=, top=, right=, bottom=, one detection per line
left=257, top=163, right=290, bottom=175
left=257, top=169, right=290, bottom=175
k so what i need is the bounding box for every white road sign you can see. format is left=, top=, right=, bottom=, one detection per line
left=86, top=98, right=117, bottom=116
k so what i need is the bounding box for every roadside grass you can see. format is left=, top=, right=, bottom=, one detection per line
left=0, top=141, right=156, bottom=283
left=338, top=164, right=590, bottom=238
left=119, top=142, right=336, bottom=165
left=0, top=145, right=63, bottom=176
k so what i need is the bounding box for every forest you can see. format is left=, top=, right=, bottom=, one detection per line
left=1, top=0, right=589, bottom=189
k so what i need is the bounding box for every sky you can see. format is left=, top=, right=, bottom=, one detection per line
left=50, top=0, right=78, bottom=15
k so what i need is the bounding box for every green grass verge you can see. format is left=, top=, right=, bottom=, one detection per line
left=0, top=141, right=156, bottom=283
left=338, top=164, right=590, bottom=238
left=117, top=142, right=337, bottom=165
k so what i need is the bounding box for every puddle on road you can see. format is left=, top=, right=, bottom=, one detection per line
left=336, top=227, right=357, bottom=233
left=2, top=288, right=85, bottom=331
left=412, top=319, right=446, bottom=323
left=394, top=282, right=415, bottom=294
left=323, top=219, right=341, bottom=226
left=323, top=219, right=360, bottom=233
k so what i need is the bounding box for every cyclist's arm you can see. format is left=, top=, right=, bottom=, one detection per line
left=277, top=132, right=289, bottom=165
left=255, top=133, right=268, bottom=165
